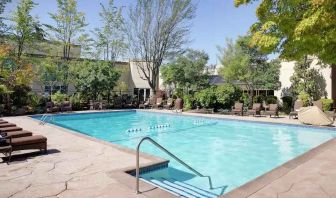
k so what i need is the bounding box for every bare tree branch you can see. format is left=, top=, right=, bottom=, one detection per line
left=126, top=0, right=195, bottom=95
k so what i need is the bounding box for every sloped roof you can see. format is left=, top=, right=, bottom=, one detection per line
left=209, top=75, right=245, bottom=86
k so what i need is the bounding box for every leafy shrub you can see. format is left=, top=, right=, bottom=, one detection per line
left=321, top=99, right=333, bottom=111
left=0, top=84, right=10, bottom=94
left=27, top=92, right=42, bottom=112
left=51, top=91, right=68, bottom=105
left=253, top=95, right=265, bottom=104
left=183, top=95, right=194, bottom=111
left=173, top=88, right=183, bottom=99
left=215, top=84, right=242, bottom=109
left=239, top=93, right=249, bottom=106
left=298, top=92, right=310, bottom=106
left=70, top=93, right=86, bottom=110
left=11, top=85, right=31, bottom=107
left=194, top=87, right=217, bottom=108
left=281, top=96, right=293, bottom=114
left=266, top=95, right=278, bottom=104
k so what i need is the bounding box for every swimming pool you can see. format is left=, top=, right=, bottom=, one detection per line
left=32, top=111, right=335, bottom=196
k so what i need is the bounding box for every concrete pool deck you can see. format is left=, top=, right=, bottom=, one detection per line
left=0, top=109, right=335, bottom=198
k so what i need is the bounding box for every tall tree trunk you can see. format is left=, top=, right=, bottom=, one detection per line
left=67, top=41, right=71, bottom=60
left=106, top=43, right=109, bottom=61
left=150, top=88, right=156, bottom=97
left=248, top=88, right=254, bottom=108
left=332, top=64, right=336, bottom=108
left=17, top=38, right=24, bottom=60
left=246, top=84, right=254, bottom=108
left=17, top=44, right=22, bottom=60
left=63, top=44, right=67, bottom=59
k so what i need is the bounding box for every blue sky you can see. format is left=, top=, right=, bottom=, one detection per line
left=4, top=0, right=260, bottom=64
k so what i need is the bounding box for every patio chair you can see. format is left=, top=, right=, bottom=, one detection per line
left=99, top=100, right=108, bottom=110
left=89, top=100, right=94, bottom=110
left=131, top=100, right=138, bottom=108
left=174, top=98, right=183, bottom=110
left=1, top=135, right=47, bottom=163
left=61, top=101, right=72, bottom=112
left=46, top=102, right=59, bottom=113
left=139, top=99, right=149, bottom=109
left=264, top=104, right=279, bottom=117
left=231, top=102, right=244, bottom=116
left=324, top=109, right=336, bottom=121
left=289, top=100, right=303, bottom=119
left=164, top=98, right=174, bottom=109
left=314, top=100, right=336, bottom=121
left=153, top=98, right=163, bottom=109
left=113, top=97, right=124, bottom=109
left=247, top=103, right=261, bottom=116
left=124, top=99, right=135, bottom=108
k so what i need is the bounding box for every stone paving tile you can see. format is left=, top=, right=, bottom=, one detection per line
left=1, top=111, right=335, bottom=198
left=0, top=115, right=157, bottom=198
left=229, top=140, right=336, bottom=198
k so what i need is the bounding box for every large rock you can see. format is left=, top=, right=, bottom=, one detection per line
left=298, top=106, right=333, bottom=126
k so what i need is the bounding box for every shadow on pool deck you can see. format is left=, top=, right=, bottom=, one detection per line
left=1, top=149, right=61, bottom=164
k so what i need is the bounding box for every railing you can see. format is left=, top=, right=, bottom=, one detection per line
left=39, top=114, right=54, bottom=125
left=136, top=137, right=214, bottom=194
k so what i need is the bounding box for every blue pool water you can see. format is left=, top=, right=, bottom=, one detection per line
left=33, top=111, right=335, bottom=196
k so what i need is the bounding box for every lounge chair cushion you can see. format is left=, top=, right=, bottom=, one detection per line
left=10, top=135, right=47, bottom=146
left=2, top=130, right=33, bottom=138
left=0, top=127, right=22, bottom=132
left=0, top=123, right=16, bottom=128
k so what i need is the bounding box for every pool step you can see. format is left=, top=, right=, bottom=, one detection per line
left=148, top=177, right=218, bottom=198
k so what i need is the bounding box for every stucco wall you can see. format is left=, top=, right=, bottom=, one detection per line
left=274, top=59, right=332, bottom=99
left=129, top=61, right=152, bottom=89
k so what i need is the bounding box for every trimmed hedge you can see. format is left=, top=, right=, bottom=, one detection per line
left=321, top=99, right=333, bottom=111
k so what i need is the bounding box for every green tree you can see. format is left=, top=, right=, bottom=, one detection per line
left=234, top=0, right=336, bottom=103
left=94, top=0, right=126, bottom=63
left=0, top=44, right=34, bottom=112
left=289, top=56, right=327, bottom=101
left=36, top=57, right=65, bottom=95
left=11, top=0, right=43, bottom=59
left=194, top=87, right=217, bottom=108
left=127, top=0, right=196, bottom=96
left=215, top=84, right=242, bottom=109
left=161, top=49, right=210, bottom=94
left=0, top=45, right=34, bottom=89
left=69, top=60, right=120, bottom=101
left=46, top=0, right=87, bottom=92
left=0, top=0, right=11, bottom=39
left=47, top=0, right=87, bottom=60
left=77, top=33, right=95, bottom=59
left=218, top=36, right=281, bottom=107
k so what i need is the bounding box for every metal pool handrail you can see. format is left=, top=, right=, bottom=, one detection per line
left=39, top=114, right=54, bottom=125
left=136, top=136, right=214, bottom=194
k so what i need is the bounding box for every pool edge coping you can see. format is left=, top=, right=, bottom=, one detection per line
left=25, top=109, right=336, bottom=197
left=221, top=138, right=336, bottom=198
